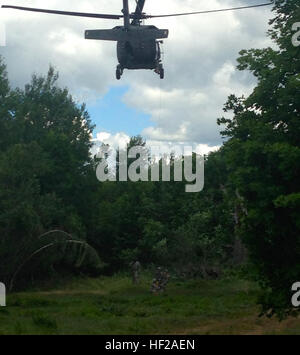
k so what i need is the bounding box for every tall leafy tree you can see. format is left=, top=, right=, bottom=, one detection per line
left=0, top=59, right=103, bottom=288
left=218, top=0, right=300, bottom=318
left=0, top=56, right=13, bottom=151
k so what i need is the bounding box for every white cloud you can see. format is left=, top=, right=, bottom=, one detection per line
left=92, top=131, right=130, bottom=152
left=92, top=131, right=220, bottom=157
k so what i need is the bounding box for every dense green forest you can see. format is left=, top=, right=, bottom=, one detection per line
left=0, top=0, right=299, bottom=321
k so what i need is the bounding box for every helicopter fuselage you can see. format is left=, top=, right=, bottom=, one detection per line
left=117, top=38, right=158, bottom=69
left=116, top=25, right=166, bottom=69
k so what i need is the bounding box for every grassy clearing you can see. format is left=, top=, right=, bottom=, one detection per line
left=0, top=274, right=299, bottom=335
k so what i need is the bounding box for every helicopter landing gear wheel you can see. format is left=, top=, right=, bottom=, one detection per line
left=160, top=67, right=164, bottom=79
left=155, top=63, right=164, bottom=79
left=116, top=65, right=123, bottom=80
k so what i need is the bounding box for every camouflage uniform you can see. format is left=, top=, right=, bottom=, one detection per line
left=151, top=267, right=170, bottom=293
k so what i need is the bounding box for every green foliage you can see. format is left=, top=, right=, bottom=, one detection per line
left=0, top=54, right=241, bottom=288
left=89, top=143, right=238, bottom=274
left=218, top=0, right=300, bottom=318
left=0, top=58, right=104, bottom=289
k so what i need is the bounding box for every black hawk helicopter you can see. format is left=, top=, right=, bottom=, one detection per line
left=2, top=1, right=272, bottom=80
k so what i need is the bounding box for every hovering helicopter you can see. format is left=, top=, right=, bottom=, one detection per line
left=2, top=1, right=272, bottom=80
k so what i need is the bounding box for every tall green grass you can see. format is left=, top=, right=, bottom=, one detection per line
left=0, top=274, right=299, bottom=335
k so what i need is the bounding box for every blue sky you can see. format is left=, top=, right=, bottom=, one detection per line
left=88, top=86, right=151, bottom=140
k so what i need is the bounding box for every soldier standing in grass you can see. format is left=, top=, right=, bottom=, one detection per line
left=131, top=261, right=141, bottom=285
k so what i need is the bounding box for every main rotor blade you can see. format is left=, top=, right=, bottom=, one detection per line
left=131, top=0, right=146, bottom=25
left=1, top=5, right=122, bottom=20
left=134, top=0, right=146, bottom=14
left=145, top=3, right=273, bottom=19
